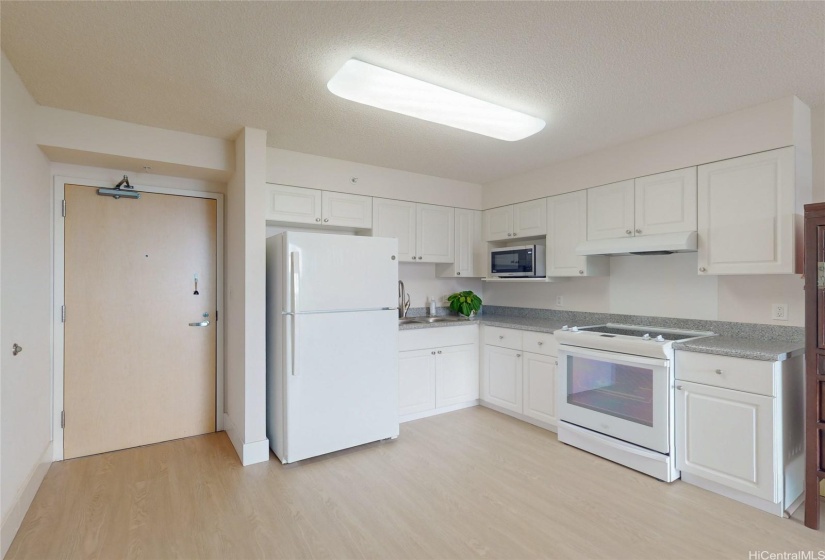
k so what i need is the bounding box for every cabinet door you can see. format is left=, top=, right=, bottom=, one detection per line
left=547, top=191, right=588, bottom=276
left=454, top=208, right=475, bottom=277
left=697, top=147, right=796, bottom=275
left=398, top=349, right=436, bottom=416
left=513, top=199, right=547, bottom=238
left=435, top=344, right=479, bottom=408
left=482, top=345, right=522, bottom=413
left=587, top=180, right=635, bottom=240
left=322, top=191, right=372, bottom=229
left=484, top=206, right=514, bottom=241
left=676, top=381, right=776, bottom=502
left=634, top=167, right=697, bottom=236
left=372, top=198, right=417, bottom=262
left=416, top=204, right=454, bottom=263
left=265, top=184, right=322, bottom=225
left=523, top=352, right=556, bottom=425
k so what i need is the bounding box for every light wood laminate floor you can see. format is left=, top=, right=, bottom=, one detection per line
left=7, top=406, right=825, bottom=559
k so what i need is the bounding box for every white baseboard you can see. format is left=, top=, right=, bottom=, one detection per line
left=1, top=442, right=52, bottom=558
left=400, top=400, right=478, bottom=423
left=479, top=401, right=558, bottom=433
left=222, top=413, right=270, bottom=466
left=680, top=472, right=786, bottom=517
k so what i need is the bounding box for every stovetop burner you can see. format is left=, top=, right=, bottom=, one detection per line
left=576, top=325, right=689, bottom=341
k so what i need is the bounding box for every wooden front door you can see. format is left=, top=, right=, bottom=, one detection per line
left=63, top=184, right=217, bottom=459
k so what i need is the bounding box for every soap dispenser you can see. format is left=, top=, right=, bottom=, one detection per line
left=429, top=296, right=437, bottom=316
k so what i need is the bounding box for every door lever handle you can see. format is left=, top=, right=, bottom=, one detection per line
left=189, top=321, right=210, bottom=327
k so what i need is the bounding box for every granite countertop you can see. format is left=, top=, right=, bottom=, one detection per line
left=399, top=313, right=804, bottom=362
left=397, top=315, right=569, bottom=333
left=672, top=336, right=804, bottom=362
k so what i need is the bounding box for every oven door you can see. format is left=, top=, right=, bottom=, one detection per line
left=557, top=346, right=670, bottom=454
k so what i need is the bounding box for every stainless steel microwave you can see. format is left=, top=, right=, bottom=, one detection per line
left=490, top=245, right=546, bottom=277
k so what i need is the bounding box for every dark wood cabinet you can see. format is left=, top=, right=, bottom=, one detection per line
left=803, top=202, right=825, bottom=530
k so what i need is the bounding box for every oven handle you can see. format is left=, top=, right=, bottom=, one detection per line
left=557, top=345, right=669, bottom=369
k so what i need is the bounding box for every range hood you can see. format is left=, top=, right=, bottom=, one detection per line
left=575, top=231, right=697, bottom=256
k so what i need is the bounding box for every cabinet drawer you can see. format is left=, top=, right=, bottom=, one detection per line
left=483, top=326, right=523, bottom=350
left=522, top=331, right=558, bottom=357
left=675, top=352, right=776, bottom=397
left=399, top=324, right=478, bottom=351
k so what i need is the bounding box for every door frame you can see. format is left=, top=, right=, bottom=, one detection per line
left=52, top=176, right=225, bottom=461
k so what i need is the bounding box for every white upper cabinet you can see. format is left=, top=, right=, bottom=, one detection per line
left=513, top=199, right=547, bottom=238
left=587, top=170, right=697, bottom=241
left=484, top=199, right=547, bottom=241
left=416, top=204, right=455, bottom=263
left=373, top=199, right=454, bottom=263
left=266, top=184, right=372, bottom=229
left=438, top=208, right=483, bottom=277
left=265, top=184, right=322, bottom=225
left=587, top=180, right=635, bottom=240
left=546, top=191, right=608, bottom=277
left=484, top=206, right=513, bottom=241
left=634, top=167, right=697, bottom=236
left=321, top=191, right=372, bottom=229
left=697, top=147, right=797, bottom=275
left=372, top=198, right=417, bottom=262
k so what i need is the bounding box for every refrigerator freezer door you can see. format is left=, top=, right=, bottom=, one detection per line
left=286, top=232, right=398, bottom=313
left=285, top=309, right=399, bottom=462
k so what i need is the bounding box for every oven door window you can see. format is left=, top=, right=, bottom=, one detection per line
left=566, top=355, right=654, bottom=427
left=491, top=249, right=533, bottom=275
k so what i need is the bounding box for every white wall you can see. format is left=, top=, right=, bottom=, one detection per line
left=34, top=106, right=234, bottom=185
left=482, top=97, right=821, bottom=328
left=225, top=127, right=269, bottom=465
left=1, top=53, right=54, bottom=557
left=483, top=96, right=805, bottom=209
left=267, top=148, right=483, bottom=209
left=398, top=264, right=482, bottom=310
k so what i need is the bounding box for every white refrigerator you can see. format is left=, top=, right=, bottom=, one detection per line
left=266, top=232, right=399, bottom=463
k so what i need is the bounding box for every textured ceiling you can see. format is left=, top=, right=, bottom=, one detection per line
left=2, top=1, right=823, bottom=184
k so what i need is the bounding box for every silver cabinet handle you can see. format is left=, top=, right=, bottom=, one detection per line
left=579, top=270, right=584, bottom=274
left=324, top=218, right=329, bottom=223
left=412, top=256, right=416, bottom=260
left=715, top=369, right=723, bottom=375
left=636, top=228, right=642, bottom=234
left=12, top=343, right=22, bottom=356
left=189, top=321, right=210, bottom=327
left=315, top=218, right=321, bottom=222
left=437, top=350, right=442, bottom=354
left=676, top=385, right=683, bottom=390
left=513, top=233, right=518, bottom=237
left=507, top=233, right=512, bottom=237
left=516, top=353, right=521, bottom=358
left=457, top=272, right=461, bottom=275
left=499, top=335, right=504, bottom=339
left=626, top=229, right=632, bottom=235
left=431, top=351, right=436, bottom=355
left=538, top=341, right=543, bottom=346
left=417, top=256, right=422, bottom=260
left=699, top=267, right=706, bottom=272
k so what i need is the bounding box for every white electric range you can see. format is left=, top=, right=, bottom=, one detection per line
left=554, top=323, right=715, bottom=482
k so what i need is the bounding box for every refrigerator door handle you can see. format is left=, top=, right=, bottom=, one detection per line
left=291, top=251, right=301, bottom=376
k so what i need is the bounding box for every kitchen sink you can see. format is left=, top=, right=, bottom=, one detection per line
left=399, top=316, right=465, bottom=325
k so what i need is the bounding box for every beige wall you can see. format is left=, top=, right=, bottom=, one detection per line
left=482, top=98, right=821, bottom=327
left=267, top=147, right=483, bottom=210
left=225, top=128, right=269, bottom=465
left=1, top=53, right=54, bottom=556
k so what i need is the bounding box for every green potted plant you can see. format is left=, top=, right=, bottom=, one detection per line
left=447, top=290, right=482, bottom=318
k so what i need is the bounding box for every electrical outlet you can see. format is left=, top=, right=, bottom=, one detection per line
left=771, top=303, right=788, bottom=321
left=555, top=295, right=564, bottom=307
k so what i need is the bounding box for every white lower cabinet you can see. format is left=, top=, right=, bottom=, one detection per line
left=480, top=326, right=558, bottom=430
left=523, top=352, right=557, bottom=425
left=398, top=349, right=437, bottom=416
left=398, top=327, right=479, bottom=421
left=674, top=352, right=805, bottom=516
left=482, top=345, right=522, bottom=413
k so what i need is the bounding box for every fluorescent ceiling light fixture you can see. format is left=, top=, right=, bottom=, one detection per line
left=327, top=59, right=545, bottom=141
